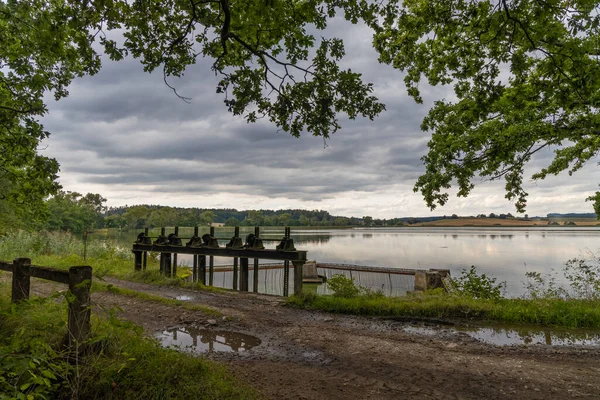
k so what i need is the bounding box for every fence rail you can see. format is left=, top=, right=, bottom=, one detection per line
left=0, top=258, right=92, bottom=347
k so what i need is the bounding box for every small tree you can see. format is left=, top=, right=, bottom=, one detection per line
left=199, top=211, right=216, bottom=226
left=224, top=217, right=240, bottom=227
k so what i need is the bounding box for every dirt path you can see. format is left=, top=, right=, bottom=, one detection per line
left=31, top=278, right=600, bottom=399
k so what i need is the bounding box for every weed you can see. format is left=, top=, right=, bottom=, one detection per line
left=523, top=270, right=567, bottom=299
left=564, top=252, right=600, bottom=299
left=327, top=274, right=384, bottom=299
left=452, top=266, right=506, bottom=300
left=327, top=275, right=360, bottom=298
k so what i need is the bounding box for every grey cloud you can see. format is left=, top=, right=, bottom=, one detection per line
left=37, top=18, right=600, bottom=216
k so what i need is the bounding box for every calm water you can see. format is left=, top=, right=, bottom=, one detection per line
left=97, top=227, right=600, bottom=296
left=403, top=323, right=600, bottom=346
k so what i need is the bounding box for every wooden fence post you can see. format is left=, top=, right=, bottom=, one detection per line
left=193, top=255, right=198, bottom=283
left=134, top=251, right=142, bottom=271
left=209, top=226, right=214, bottom=286
left=68, top=266, right=92, bottom=347
left=240, top=258, right=249, bottom=291
left=253, top=227, right=259, bottom=292
left=164, top=253, right=172, bottom=276
left=292, top=261, right=304, bottom=296
left=160, top=253, right=166, bottom=274
left=11, top=258, right=31, bottom=303
left=233, top=257, right=238, bottom=290
left=173, top=227, right=178, bottom=277
left=283, top=261, right=290, bottom=296
left=199, top=255, right=206, bottom=284
left=143, top=227, right=149, bottom=270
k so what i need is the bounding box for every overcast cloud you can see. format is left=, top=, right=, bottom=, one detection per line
left=39, top=17, right=600, bottom=218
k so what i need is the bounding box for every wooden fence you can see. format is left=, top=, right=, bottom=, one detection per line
left=0, top=258, right=92, bottom=346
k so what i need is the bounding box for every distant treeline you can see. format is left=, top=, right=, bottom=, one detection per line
left=31, top=193, right=459, bottom=232
left=103, top=205, right=403, bottom=229
left=547, top=213, right=597, bottom=219
left=6, top=188, right=592, bottom=234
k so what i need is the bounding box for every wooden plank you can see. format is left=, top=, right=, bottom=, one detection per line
left=0, top=260, right=12, bottom=272
left=132, top=244, right=307, bottom=261
left=2, top=260, right=72, bottom=285
left=29, top=266, right=70, bottom=284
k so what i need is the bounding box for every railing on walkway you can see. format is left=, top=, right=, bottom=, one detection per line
left=0, top=258, right=92, bottom=346
left=132, top=226, right=307, bottom=296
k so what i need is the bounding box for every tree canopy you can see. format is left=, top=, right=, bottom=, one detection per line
left=373, top=0, right=600, bottom=213
left=3, top=0, right=600, bottom=219
left=1, top=0, right=384, bottom=221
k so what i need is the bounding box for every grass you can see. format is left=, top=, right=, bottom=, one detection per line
left=288, top=291, right=600, bottom=328
left=0, top=282, right=257, bottom=400
left=92, top=282, right=221, bottom=316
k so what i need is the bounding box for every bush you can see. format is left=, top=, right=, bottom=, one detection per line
left=564, top=253, right=600, bottom=299
left=326, top=274, right=384, bottom=299
left=327, top=275, right=360, bottom=298
left=452, top=266, right=505, bottom=300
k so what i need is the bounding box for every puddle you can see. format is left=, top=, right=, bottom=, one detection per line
left=157, top=327, right=261, bottom=353
left=403, top=324, right=600, bottom=346
left=174, top=295, right=193, bottom=301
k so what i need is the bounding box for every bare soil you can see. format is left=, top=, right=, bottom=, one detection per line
left=31, top=278, right=600, bottom=399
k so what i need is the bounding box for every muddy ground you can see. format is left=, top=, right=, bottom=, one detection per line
left=27, top=277, right=600, bottom=399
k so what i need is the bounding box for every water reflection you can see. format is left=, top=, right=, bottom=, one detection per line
left=157, top=327, right=261, bottom=353
left=403, top=324, right=600, bottom=346
left=95, top=227, right=600, bottom=296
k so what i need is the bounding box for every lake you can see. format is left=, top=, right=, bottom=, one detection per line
left=97, top=226, right=600, bottom=297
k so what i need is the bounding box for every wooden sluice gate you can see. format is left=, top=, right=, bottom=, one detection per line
left=132, top=226, right=307, bottom=296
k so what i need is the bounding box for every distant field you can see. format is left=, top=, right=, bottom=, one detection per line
left=416, top=217, right=600, bottom=227
left=547, top=217, right=600, bottom=225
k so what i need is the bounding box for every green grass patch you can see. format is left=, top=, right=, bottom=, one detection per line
left=92, top=282, right=220, bottom=316
left=288, top=292, right=600, bottom=328
left=0, top=283, right=256, bottom=400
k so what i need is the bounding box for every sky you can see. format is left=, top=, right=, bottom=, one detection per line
left=40, top=17, right=600, bottom=219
